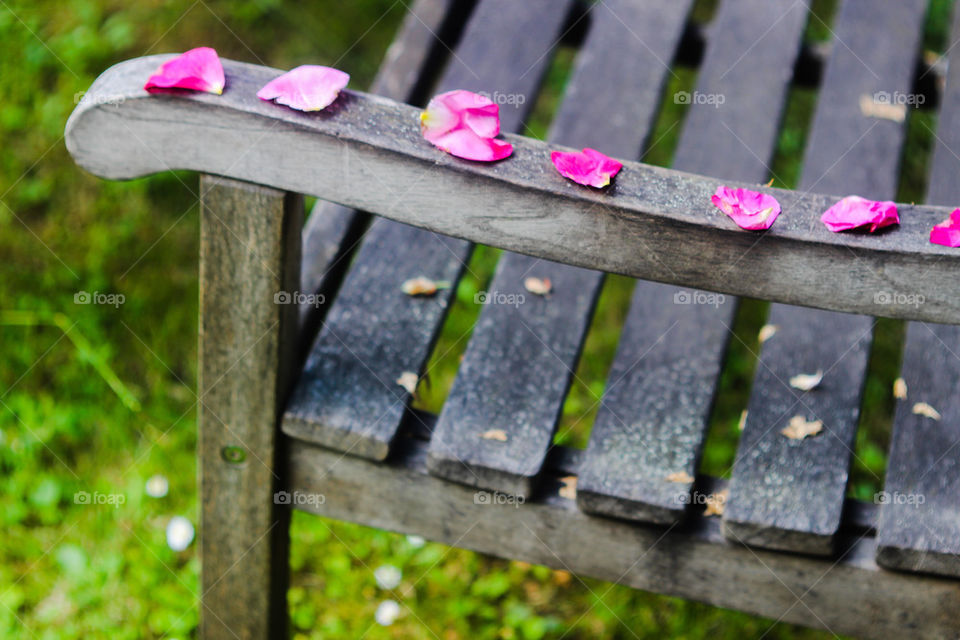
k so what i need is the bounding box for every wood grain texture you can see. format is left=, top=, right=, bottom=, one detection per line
left=198, top=176, right=302, bottom=640
left=578, top=0, right=806, bottom=524
left=298, top=0, right=470, bottom=338
left=283, top=0, right=576, bottom=458
left=877, top=3, right=960, bottom=577
left=426, top=0, right=692, bottom=497
left=723, top=0, right=926, bottom=555
left=286, top=433, right=960, bottom=640
left=66, top=54, right=960, bottom=323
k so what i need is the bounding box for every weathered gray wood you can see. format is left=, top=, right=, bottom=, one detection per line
left=426, top=0, right=692, bottom=497
left=578, top=0, right=806, bottom=523
left=724, top=0, right=926, bottom=555
left=286, top=433, right=960, bottom=640
left=66, top=54, right=960, bottom=324
left=298, top=0, right=469, bottom=337
left=283, top=0, right=576, bottom=458
left=198, top=176, right=302, bottom=640
left=877, top=3, right=960, bottom=577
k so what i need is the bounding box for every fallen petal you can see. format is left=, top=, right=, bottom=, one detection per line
left=930, top=208, right=960, bottom=247
left=144, top=47, right=225, bottom=94
left=558, top=476, right=577, bottom=500
left=704, top=489, right=729, bottom=516
left=481, top=429, right=508, bottom=441
left=523, top=277, right=552, bottom=296
left=912, top=401, right=941, bottom=420
left=257, top=65, right=349, bottom=112
left=421, top=90, right=513, bottom=161
left=789, top=370, right=823, bottom=392
left=551, top=148, right=623, bottom=188
left=893, top=377, right=908, bottom=400
left=711, top=186, right=781, bottom=231
left=401, top=276, right=439, bottom=296
left=821, top=195, right=899, bottom=233
left=396, top=371, right=418, bottom=395
left=665, top=471, right=694, bottom=484
left=781, top=415, right=823, bottom=440
left=758, top=324, right=778, bottom=343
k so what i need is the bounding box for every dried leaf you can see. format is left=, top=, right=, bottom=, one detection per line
left=401, top=276, right=449, bottom=296
left=912, top=402, right=941, bottom=420
left=396, top=371, right=418, bottom=395
left=558, top=475, right=577, bottom=500
left=524, top=277, right=552, bottom=296
left=781, top=415, right=823, bottom=440
left=481, top=429, right=508, bottom=442
left=893, top=377, right=907, bottom=400
left=738, top=409, right=748, bottom=432
left=665, top=471, right=694, bottom=484
left=859, top=93, right=906, bottom=123
left=789, top=369, right=823, bottom=392
left=758, top=324, right=778, bottom=343
left=704, top=489, right=729, bottom=517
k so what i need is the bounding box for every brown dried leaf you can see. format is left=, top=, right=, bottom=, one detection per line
left=401, top=276, right=438, bottom=296
left=665, top=471, right=694, bottom=484
left=704, top=489, right=729, bottom=517
left=738, top=409, right=748, bottom=432
left=789, top=369, right=823, bottom=392
left=524, top=277, right=552, bottom=296
left=481, top=429, right=508, bottom=442
left=781, top=415, right=823, bottom=440
left=893, top=377, right=907, bottom=400
left=859, top=93, right=906, bottom=123
left=912, top=402, right=941, bottom=420
left=558, top=475, right=577, bottom=500
left=395, top=371, right=419, bottom=395
left=758, top=324, right=778, bottom=343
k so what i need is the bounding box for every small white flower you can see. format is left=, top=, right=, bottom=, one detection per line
left=374, top=564, right=402, bottom=590
left=375, top=600, right=401, bottom=626
left=145, top=474, right=169, bottom=498
left=166, top=516, right=195, bottom=551
left=406, top=535, right=425, bottom=548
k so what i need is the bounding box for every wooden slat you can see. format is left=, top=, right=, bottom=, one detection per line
left=577, top=0, right=808, bottom=523
left=198, top=177, right=302, bottom=639
left=298, top=0, right=472, bottom=338
left=724, top=0, right=926, bottom=555
left=282, top=0, right=576, bottom=459
left=876, top=3, right=960, bottom=578
left=286, top=432, right=960, bottom=640
left=426, top=0, right=693, bottom=497
left=67, top=57, right=960, bottom=323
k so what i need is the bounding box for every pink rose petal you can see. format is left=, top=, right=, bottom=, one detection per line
left=551, top=148, right=623, bottom=188
left=820, top=195, right=899, bottom=233
left=421, top=90, right=513, bottom=162
left=710, top=186, right=781, bottom=231
left=257, top=65, right=350, bottom=112
left=930, top=208, right=960, bottom=247
left=144, top=47, right=225, bottom=95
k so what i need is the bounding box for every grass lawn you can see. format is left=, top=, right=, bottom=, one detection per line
left=0, top=0, right=951, bottom=637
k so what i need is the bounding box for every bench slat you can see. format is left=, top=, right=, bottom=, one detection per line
left=723, top=0, right=926, bottom=555
left=299, top=0, right=466, bottom=338
left=577, top=0, right=809, bottom=524
left=282, top=0, right=575, bottom=459
left=426, top=0, right=693, bottom=497
left=876, top=3, right=960, bottom=577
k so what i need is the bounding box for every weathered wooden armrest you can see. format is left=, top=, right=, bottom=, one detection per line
left=67, top=55, right=960, bottom=323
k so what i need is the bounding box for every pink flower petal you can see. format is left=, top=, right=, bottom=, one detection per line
left=710, top=186, right=781, bottom=231
left=421, top=90, right=512, bottom=161
left=551, top=148, right=623, bottom=188
left=256, top=65, right=350, bottom=112
left=144, top=47, right=225, bottom=95
left=930, top=208, right=960, bottom=247
left=820, top=195, right=899, bottom=233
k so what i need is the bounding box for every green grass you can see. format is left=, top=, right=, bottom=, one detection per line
left=0, top=0, right=952, bottom=637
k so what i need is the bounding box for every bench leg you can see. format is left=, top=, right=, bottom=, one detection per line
left=198, top=176, right=303, bottom=639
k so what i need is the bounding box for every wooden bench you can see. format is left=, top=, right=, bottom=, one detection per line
left=66, top=0, right=960, bottom=637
